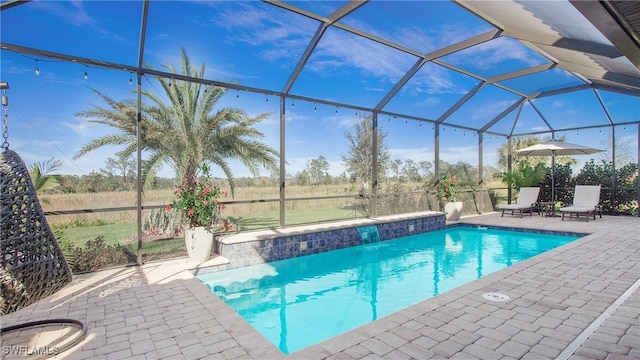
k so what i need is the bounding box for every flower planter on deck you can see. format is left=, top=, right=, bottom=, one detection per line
left=444, top=201, right=463, bottom=221
left=185, top=226, right=214, bottom=263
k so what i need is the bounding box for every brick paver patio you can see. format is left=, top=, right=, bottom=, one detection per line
left=1, top=213, right=638, bottom=359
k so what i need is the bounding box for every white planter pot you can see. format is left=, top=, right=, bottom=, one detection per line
left=185, top=226, right=213, bottom=263
left=444, top=201, right=463, bottom=221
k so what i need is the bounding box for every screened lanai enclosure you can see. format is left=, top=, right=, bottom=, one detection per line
left=1, top=0, right=639, bottom=267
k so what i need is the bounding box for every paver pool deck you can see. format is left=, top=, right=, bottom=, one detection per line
left=1, top=212, right=639, bottom=359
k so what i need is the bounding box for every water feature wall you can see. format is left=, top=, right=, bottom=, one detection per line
left=358, top=225, right=381, bottom=244
left=203, top=212, right=446, bottom=274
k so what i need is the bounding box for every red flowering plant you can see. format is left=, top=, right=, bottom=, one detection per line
left=165, top=163, right=227, bottom=229
left=435, top=174, right=459, bottom=203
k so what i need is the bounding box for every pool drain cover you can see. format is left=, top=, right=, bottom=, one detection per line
left=482, top=292, right=510, bottom=302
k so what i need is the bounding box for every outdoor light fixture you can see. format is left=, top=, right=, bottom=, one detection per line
left=265, top=94, right=268, bottom=103
left=34, top=60, right=40, bottom=76
left=313, top=103, right=316, bottom=112
left=129, top=72, right=133, bottom=85
left=83, top=66, right=88, bottom=80
left=291, top=100, right=294, bottom=108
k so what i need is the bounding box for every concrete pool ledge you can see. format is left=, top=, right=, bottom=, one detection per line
left=218, top=210, right=444, bottom=245
left=206, top=211, right=446, bottom=272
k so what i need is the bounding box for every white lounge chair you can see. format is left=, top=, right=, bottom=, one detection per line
left=498, top=187, right=540, bottom=218
left=560, top=185, right=602, bottom=221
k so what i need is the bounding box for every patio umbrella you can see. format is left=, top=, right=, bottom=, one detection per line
left=514, top=140, right=604, bottom=214
left=514, top=140, right=604, bottom=157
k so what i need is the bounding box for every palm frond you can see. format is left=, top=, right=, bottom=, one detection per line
left=74, top=134, right=135, bottom=159
left=29, top=158, right=63, bottom=192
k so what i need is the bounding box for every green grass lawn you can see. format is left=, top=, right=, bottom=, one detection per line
left=58, top=222, right=137, bottom=247
left=231, top=206, right=358, bottom=231
left=57, top=205, right=359, bottom=251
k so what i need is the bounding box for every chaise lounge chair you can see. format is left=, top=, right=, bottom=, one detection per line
left=497, top=187, right=540, bottom=218
left=559, top=185, right=602, bottom=221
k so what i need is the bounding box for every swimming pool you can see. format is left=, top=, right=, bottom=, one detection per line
left=197, top=225, right=581, bottom=354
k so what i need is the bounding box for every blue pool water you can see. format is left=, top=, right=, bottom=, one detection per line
left=197, top=226, right=580, bottom=354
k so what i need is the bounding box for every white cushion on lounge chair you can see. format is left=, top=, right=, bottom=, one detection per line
left=497, top=187, right=540, bottom=217
left=559, top=185, right=601, bottom=221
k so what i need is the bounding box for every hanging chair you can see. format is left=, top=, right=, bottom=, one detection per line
left=0, top=82, right=85, bottom=359
left=1, top=149, right=73, bottom=315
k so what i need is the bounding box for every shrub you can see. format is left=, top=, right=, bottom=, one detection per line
left=166, top=163, right=227, bottom=228
left=64, top=237, right=135, bottom=273
left=51, top=219, right=114, bottom=230
left=350, top=187, right=371, bottom=217
left=351, top=183, right=426, bottom=217
left=143, top=208, right=180, bottom=238
left=500, top=162, right=547, bottom=190
left=436, top=175, right=458, bottom=203
left=378, top=183, right=422, bottom=216
left=575, top=160, right=638, bottom=215
left=540, top=163, right=573, bottom=205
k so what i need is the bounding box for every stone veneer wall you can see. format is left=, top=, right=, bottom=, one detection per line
left=215, top=214, right=446, bottom=270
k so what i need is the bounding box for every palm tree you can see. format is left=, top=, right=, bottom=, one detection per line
left=496, top=135, right=542, bottom=170
left=500, top=161, right=547, bottom=189
left=497, top=135, right=576, bottom=171
left=496, top=135, right=577, bottom=193
left=74, top=48, right=279, bottom=194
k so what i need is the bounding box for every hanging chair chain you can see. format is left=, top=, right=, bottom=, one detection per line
left=1, top=86, right=8, bottom=150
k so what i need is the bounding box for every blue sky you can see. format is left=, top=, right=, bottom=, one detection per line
left=1, top=1, right=637, bottom=179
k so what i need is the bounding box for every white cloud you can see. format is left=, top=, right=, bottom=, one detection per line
left=552, top=99, right=570, bottom=108
left=32, top=1, right=125, bottom=43
left=187, top=2, right=487, bottom=96
left=311, top=30, right=412, bottom=84
left=531, top=125, right=550, bottom=132
left=210, top=2, right=315, bottom=54
left=446, top=37, right=543, bottom=71
left=389, top=147, right=434, bottom=162
left=284, top=157, right=309, bottom=176
left=32, top=1, right=96, bottom=28
left=439, top=145, right=484, bottom=167
left=63, top=120, right=95, bottom=136
left=416, top=96, right=441, bottom=108
left=335, top=116, right=359, bottom=129
left=471, top=99, right=515, bottom=121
